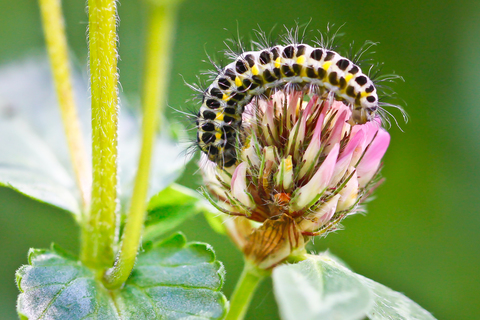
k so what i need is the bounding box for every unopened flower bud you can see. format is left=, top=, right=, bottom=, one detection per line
left=290, top=143, right=339, bottom=212
left=298, top=194, right=341, bottom=233
left=275, top=156, right=294, bottom=192
left=299, top=110, right=325, bottom=179
left=261, top=99, right=277, bottom=145
left=231, top=162, right=255, bottom=211
left=241, top=135, right=261, bottom=168
left=337, top=168, right=359, bottom=212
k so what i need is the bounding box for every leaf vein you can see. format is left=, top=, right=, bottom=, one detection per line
left=127, top=283, right=215, bottom=320
left=37, top=276, right=90, bottom=319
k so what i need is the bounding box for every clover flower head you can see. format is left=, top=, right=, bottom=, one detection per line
left=201, top=90, right=390, bottom=269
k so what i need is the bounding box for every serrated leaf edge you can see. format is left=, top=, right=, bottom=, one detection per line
left=152, top=232, right=187, bottom=249
left=145, top=233, right=226, bottom=291
left=16, top=235, right=228, bottom=319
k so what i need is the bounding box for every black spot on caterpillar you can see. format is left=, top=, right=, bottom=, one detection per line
left=192, top=29, right=404, bottom=168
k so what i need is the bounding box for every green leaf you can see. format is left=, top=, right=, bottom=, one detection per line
left=17, top=234, right=227, bottom=320
left=0, top=116, right=81, bottom=217
left=0, top=58, right=192, bottom=218
left=272, top=254, right=436, bottom=320
left=143, top=183, right=219, bottom=242
left=273, top=254, right=373, bottom=320
left=0, top=58, right=92, bottom=219
left=359, top=275, right=436, bottom=320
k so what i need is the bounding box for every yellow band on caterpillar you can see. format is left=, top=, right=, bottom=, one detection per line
left=195, top=42, right=385, bottom=168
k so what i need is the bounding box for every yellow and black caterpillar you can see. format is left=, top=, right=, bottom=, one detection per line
left=196, top=43, right=381, bottom=167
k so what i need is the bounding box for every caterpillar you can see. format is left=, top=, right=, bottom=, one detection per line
left=196, top=43, right=382, bottom=168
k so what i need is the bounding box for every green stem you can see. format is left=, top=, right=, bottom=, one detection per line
left=81, top=0, right=119, bottom=270
left=38, top=0, right=91, bottom=212
left=225, top=261, right=268, bottom=320
left=103, top=0, right=180, bottom=288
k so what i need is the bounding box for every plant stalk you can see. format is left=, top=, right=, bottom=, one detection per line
left=103, top=0, right=180, bottom=288
left=38, top=0, right=91, bottom=211
left=225, top=261, right=267, bottom=320
left=80, top=0, right=119, bottom=270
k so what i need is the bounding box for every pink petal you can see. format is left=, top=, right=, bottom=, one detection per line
left=351, top=116, right=381, bottom=146
left=292, top=143, right=340, bottom=211
left=357, top=128, right=390, bottom=187
left=299, top=111, right=326, bottom=179
left=330, top=129, right=365, bottom=187
left=324, top=110, right=348, bottom=154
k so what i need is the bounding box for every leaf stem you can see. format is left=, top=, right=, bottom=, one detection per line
left=103, top=0, right=181, bottom=288
left=80, top=0, right=119, bottom=270
left=225, top=261, right=268, bottom=320
left=38, top=0, right=91, bottom=211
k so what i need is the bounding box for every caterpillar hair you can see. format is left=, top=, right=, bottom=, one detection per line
left=189, top=26, right=404, bottom=168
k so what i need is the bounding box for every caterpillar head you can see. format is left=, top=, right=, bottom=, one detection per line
left=352, top=94, right=378, bottom=124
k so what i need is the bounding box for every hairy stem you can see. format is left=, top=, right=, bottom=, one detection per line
left=103, top=0, right=180, bottom=288
left=225, top=261, right=268, bottom=320
left=38, top=0, right=91, bottom=211
left=80, top=0, right=119, bottom=270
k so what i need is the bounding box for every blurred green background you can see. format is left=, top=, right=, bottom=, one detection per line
left=1, top=0, right=479, bottom=319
